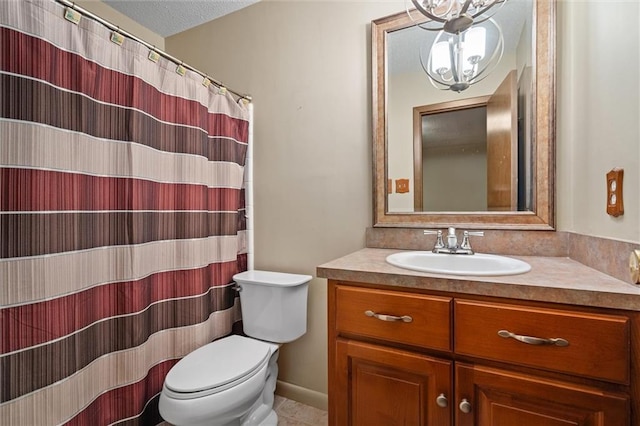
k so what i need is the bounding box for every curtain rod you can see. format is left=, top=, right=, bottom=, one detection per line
left=55, top=0, right=252, bottom=102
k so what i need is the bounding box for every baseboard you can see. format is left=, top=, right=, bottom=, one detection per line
left=275, top=380, right=328, bottom=411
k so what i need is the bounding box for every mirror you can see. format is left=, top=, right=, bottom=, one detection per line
left=373, top=0, right=555, bottom=229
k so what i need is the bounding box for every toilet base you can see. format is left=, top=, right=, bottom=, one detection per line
left=239, top=351, right=279, bottom=426
left=259, top=410, right=277, bottom=426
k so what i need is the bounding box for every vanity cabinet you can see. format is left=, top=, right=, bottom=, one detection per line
left=328, top=280, right=633, bottom=426
left=333, top=286, right=453, bottom=425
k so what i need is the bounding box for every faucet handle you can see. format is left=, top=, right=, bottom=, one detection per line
left=460, top=230, right=484, bottom=251
left=424, top=229, right=445, bottom=249
left=466, top=231, right=484, bottom=237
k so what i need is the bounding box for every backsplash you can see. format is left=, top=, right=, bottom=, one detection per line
left=366, top=228, right=639, bottom=285
left=365, top=228, right=568, bottom=256
left=568, top=233, right=639, bottom=284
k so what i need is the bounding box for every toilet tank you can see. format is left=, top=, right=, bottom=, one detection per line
left=233, top=270, right=311, bottom=343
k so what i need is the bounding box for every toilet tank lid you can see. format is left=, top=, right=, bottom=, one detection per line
left=233, top=270, right=312, bottom=287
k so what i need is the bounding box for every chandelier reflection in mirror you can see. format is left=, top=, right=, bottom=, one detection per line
left=420, top=17, right=504, bottom=92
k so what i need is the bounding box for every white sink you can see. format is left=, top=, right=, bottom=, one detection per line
left=386, top=251, right=531, bottom=276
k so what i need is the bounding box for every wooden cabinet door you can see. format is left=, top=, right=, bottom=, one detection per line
left=486, top=69, right=517, bottom=211
left=334, top=338, right=452, bottom=426
left=455, top=363, right=629, bottom=426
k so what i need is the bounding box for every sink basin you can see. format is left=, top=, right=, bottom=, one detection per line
left=386, top=251, right=531, bottom=276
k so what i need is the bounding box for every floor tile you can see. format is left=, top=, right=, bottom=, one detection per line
left=275, top=397, right=328, bottom=426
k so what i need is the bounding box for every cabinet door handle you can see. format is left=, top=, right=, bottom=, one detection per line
left=364, top=310, right=413, bottom=323
left=498, top=329, right=569, bottom=347
left=459, top=398, right=472, bottom=414
left=436, top=393, right=448, bottom=408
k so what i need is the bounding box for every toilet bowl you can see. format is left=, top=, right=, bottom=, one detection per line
left=159, top=335, right=279, bottom=426
left=159, top=270, right=311, bottom=426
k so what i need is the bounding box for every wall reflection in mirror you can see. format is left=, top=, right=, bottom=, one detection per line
left=385, top=0, right=533, bottom=214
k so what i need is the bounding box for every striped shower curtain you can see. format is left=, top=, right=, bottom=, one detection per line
left=0, top=0, right=250, bottom=424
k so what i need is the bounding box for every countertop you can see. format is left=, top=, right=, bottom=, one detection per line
left=316, top=248, right=640, bottom=311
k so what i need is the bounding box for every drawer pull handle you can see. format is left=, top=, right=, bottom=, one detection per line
left=364, top=310, right=413, bottom=323
left=498, top=329, right=569, bottom=347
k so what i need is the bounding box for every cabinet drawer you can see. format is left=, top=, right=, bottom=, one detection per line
left=335, top=285, right=451, bottom=351
left=454, top=299, right=630, bottom=383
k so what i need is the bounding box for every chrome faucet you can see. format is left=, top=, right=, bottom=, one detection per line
left=446, top=227, right=458, bottom=249
left=424, top=227, right=484, bottom=255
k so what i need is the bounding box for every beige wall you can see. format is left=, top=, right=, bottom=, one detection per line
left=150, top=0, right=640, bottom=410
left=556, top=0, right=640, bottom=241
left=166, top=0, right=406, bottom=409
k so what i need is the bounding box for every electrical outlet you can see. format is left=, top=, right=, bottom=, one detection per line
left=606, top=168, right=624, bottom=217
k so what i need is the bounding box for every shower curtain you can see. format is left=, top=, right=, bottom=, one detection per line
left=0, top=0, right=250, bottom=424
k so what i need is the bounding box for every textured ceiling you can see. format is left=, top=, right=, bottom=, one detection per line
left=103, top=0, right=261, bottom=37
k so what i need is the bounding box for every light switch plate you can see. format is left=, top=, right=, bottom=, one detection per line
left=606, top=168, right=624, bottom=217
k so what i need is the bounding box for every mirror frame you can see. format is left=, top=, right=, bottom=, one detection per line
left=372, top=0, right=555, bottom=230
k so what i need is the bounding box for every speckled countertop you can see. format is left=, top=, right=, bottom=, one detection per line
left=316, top=248, right=640, bottom=311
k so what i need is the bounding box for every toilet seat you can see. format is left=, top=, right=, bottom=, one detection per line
left=163, top=335, right=273, bottom=400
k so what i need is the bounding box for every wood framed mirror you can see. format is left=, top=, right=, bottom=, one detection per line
left=372, top=0, right=555, bottom=229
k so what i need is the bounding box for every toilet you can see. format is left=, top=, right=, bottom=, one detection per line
left=158, top=270, right=311, bottom=426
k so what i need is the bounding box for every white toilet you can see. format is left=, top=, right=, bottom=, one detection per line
left=158, top=270, right=311, bottom=426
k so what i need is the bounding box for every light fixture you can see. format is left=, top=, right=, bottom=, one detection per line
left=420, top=17, right=503, bottom=92
left=409, top=0, right=507, bottom=33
